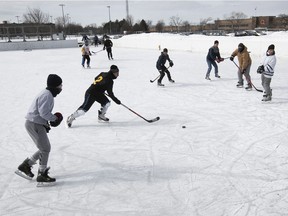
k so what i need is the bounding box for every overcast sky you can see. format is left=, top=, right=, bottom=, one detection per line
left=1, top=1, right=288, bottom=26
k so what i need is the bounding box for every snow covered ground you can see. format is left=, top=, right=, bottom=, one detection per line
left=1, top=32, right=288, bottom=216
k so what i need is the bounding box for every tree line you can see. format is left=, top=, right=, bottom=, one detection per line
left=17, top=7, right=288, bottom=35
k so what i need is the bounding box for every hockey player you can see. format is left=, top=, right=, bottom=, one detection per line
left=103, top=37, right=113, bottom=60
left=15, top=74, right=63, bottom=185
left=81, top=40, right=92, bottom=68
left=257, top=44, right=276, bottom=102
left=156, top=48, right=174, bottom=86
left=230, top=43, right=253, bottom=90
left=66, top=65, right=121, bottom=127
left=205, top=40, right=223, bottom=80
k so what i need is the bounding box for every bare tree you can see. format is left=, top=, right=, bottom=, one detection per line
left=225, top=11, right=248, bottom=31
left=200, top=17, right=212, bottom=25
left=155, top=20, right=165, bottom=32
left=182, top=20, right=191, bottom=32
left=23, top=7, right=50, bottom=24
left=170, top=15, right=182, bottom=32
left=278, top=14, right=288, bottom=29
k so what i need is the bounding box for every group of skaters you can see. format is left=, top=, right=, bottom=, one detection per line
left=205, top=40, right=276, bottom=102
left=15, top=36, right=276, bottom=185
left=81, top=34, right=114, bottom=68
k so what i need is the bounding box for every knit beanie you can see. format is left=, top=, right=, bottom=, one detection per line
left=110, top=65, right=119, bottom=73
left=268, top=44, right=275, bottom=50
left=47, top=74, right=62, bottom=88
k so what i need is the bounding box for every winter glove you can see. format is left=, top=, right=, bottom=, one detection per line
left=169, top=61, right=174, bottom=67
left=44, top=125, right=51, bottom=133
left=257, top=65, right=264, bottom=74
left=50, top=112, right=63, bottom=127
left=230, top=56, right=234, bottom=61
left=242, top=69, right=246, bottom=74
left=114, top=98, right=121, bottom=105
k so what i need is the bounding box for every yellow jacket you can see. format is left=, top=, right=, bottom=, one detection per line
left=231, top=46, right=252, bottom=71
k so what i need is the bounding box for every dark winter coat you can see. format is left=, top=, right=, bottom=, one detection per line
left=103, top=39, right=113, bottom=49
left=206, top=46, right=221, bottom=61
left=86, top=71, right=120, bottom=104
left=156, top=52, right=172, bottom=70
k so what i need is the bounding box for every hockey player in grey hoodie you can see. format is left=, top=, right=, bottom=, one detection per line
left=15, top=74, right=63, bottom=185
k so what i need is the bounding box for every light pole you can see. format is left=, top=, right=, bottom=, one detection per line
left=107, top=6, right=111, bottom=34
left=59, top=4, right=66, bottom=39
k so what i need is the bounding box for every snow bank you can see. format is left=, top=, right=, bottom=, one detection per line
left=114, top=32, right=288, bottom=58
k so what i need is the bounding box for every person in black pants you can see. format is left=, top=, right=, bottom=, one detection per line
left=66, top=65, right=121, bottom=127
left=156, top=48, right=174, bottom=86
left=103, top=38, right=114, bottom=60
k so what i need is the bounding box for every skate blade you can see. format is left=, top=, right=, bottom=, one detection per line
left=36, top=182, right=56, bottom=187
left=15, top=170, right=33, bottom=180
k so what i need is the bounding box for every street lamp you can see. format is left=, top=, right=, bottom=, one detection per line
left=59, top=4, right=66, bottom=39
left=107, top=6, right=111, bottom=34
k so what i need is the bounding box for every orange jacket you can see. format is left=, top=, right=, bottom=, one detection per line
left=231, top=46, right=252, bottom=71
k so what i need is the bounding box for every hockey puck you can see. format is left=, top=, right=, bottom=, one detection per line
left=182, top=126, right=186, bottom=128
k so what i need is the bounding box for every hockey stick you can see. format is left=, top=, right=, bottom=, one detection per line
left=231, top=60, right=263, bottom=92
left=150, top=75, right=160, bottom=83
left=121, top=103, right=160, bottom=123
left=150, top=66, right=171, bottom=83
left=92, top=50, right=104, bottom=54
left=104, top=93, right=160, bottom=123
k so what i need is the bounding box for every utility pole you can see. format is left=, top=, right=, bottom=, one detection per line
left=107, top=6, right=111, bottom=34
left=59, top=4, right=66, bottom=39
left=126, top=0, right=129, bottom=20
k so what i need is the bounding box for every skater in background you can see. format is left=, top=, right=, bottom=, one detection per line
left=257, top=44, right=276, bottom=101
left=16, top=74, right=63, bottom=184
left=205, top=40, right=223, bottom=80
left=103, top=37, right=114, bottom=60
left=230, top=43, right=253, bottom=90
left=66, top=65, right=121, bottom=127
left=82, top=34, right=89, bottom=42
left=93, top=35, right=99, bottom=46
left=156, top=48, right=174, bottom=86
left=81, top=40, right=92, bottom=68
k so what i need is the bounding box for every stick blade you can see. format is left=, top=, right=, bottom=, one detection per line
left=147, top=116, right=160, bottom=123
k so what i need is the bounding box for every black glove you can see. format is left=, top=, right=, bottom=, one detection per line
left=257, top=65, right=264, bottom=74
left=114, top=98, right=121, bottom=105
left=169, top=61, right=174, bottom=67
left=50, top=112, right=63, bottom=127
left=242, top=69, right=246, bottom=74
left=230, top=56, right=234, bottom=61
left=44, top=125, right=51, bottom=133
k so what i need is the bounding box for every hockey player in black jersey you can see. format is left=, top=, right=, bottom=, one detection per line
left=156, top=48, right=174, bottom=86
left=66, top=65, right=121, bottom=127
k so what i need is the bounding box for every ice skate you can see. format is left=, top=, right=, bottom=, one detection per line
left=15, top=158, right=34, bottom=180
left=245, top=83, right=252, bottom=91
left=262, top=95, right=272, bottom=102
left=205, top=76, right=211, bottom=80
left=169, top=79, right=175, bottom=83
left=66, top=115, right=75, bottom=128
left=236, top=82, right=243, bottom=88
left=36, top=167, right=56, bottom=187
left=215, top=74, right=221, bottom=78
left=157, top=82, right=165, bottom=87
left=98, top=110, right=109, bottom=122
